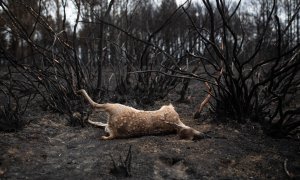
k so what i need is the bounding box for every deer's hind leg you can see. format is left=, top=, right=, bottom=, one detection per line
left=101, top=134, right=115, bottom=140
left=101, top=126, right=116, bottom=140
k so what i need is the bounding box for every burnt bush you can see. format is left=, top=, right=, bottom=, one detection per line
left=184, top=0, right=300, bottom=137
left=0, top=75, right=30, bottom=131
left=0, top=0, right=299, bottom=137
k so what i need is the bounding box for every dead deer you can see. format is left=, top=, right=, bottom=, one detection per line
left=77, top=89, right=204, bottom=140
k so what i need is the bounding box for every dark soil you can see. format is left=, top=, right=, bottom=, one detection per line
left=0, top=81, right=299, bottom=179
left=1, top=101, right=299, bottom=180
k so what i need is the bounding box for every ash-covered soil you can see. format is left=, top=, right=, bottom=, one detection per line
left=0, top=97, right=299, bottom=180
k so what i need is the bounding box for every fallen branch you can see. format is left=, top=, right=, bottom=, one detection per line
left=194, top=68, right=223, bottom=119
left=194, top=82, right=212, bottom=119
left=284, top=158, right=294, bottom=179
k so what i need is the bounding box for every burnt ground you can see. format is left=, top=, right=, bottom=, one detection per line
left=0, top=82, right=300, bottom=179
left=1, top=104, right=299, bottom=179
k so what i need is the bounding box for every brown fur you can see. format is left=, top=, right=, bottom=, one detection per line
left=77, top=89, right=202, bottom=140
